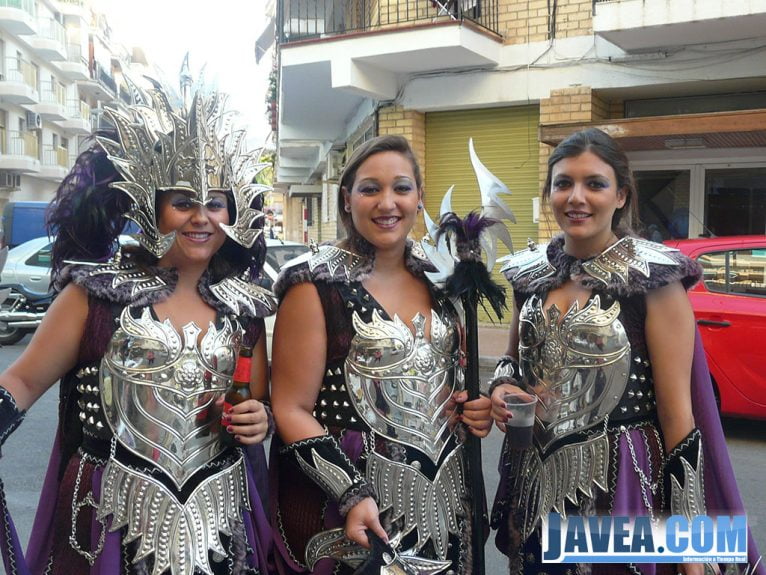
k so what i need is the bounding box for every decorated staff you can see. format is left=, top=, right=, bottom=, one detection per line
left=422, top=139, right=516, bottom=575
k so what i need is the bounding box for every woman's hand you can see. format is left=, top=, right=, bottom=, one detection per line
left=221, top=398, right=269, bottom=445
left=490, top=382, right=525, bottom=433
left=345, top=497, right=387, bottom=549
left=453, top=391, right=492, bottom=437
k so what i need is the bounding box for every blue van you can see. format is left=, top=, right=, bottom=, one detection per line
left=1, top=201, right=50, bottom=249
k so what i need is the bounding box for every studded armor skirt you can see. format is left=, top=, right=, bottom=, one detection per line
left=491, top=420, right=682, bottom=575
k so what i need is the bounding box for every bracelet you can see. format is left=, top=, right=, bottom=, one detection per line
left=260, top=400, right=275, bottom=439
left=487, top=355, right=521, bottom=397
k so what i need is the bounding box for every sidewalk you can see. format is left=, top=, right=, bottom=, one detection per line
left=478, top=325, right=509, bottom=369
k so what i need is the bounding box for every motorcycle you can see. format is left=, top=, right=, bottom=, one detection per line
left=0, top=282, right=53, bottom=345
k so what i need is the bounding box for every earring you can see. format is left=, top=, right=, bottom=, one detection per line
left=417, top=203, right=423, bottom=210
left=344, top=204, right=351, bottom=212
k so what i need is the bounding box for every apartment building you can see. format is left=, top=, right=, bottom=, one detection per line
left=271, top=0, right=766, bottom=263
left=0, top=0, right=133, bottom=210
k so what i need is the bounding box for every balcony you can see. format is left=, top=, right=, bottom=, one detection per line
left=77, top=62, right=117, bottom=101
left=27, top=17, right=67, bottom=60
left=36, top=79, right=68, bottom=120
left=0, top=130, right=41, bottom=173
left=594, top=0, right=766, bottom=53
left=279, top=0, right=499, bottom=43
left=55, top=0, right=85, bottom=18
left=277, top=0, right=502, bottom=182
left=0, top=0, right=36, bottom=35
left=39, top=145, right=69, bottom=180
left=0, top=58, right=39, bottom=104
left=57, top=99, right=91, bottom=133
left=54, top=43, right=89, bottom=80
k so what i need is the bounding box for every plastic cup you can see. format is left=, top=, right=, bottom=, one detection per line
left=503, top=391, right=538, bottom=450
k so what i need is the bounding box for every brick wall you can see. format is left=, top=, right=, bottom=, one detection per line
left=498, top=0, right=592, bottom=44
left=537, top=86, right=609, bottom=241
left=378, top=105, right=427, bottom=238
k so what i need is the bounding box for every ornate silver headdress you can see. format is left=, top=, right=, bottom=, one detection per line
left=96, top=79, right=268, bottom=258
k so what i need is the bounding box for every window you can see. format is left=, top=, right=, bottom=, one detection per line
left=25, top=243, right=53, bottom=268
left=699, top=248, right=766, bottom=297
left=265, top=245, right=309, bottom=272
left=704, top=168, right=766, bottom=236
left=635, top=170, right=691, bottom=240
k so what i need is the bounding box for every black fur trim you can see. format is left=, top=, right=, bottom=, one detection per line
left=338, top=482, right=378, bottom=517
left=58, top=262, right=269, bottom=319
left=510, top=235, right=702, bottom=297
left=274, top=239, right=437, bottom=301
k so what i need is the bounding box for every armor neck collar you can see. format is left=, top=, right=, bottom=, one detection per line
left=275, top=239, right=437, bottom=299
left=502, top=234, right=699, bottom=297
left=62, top=260, right=275, bottom=319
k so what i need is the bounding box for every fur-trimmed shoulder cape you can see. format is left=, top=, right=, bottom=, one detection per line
left=500, top=234, right=702, bottom=297
left=56, top=259, right=276, bottom=319
left=273, top=240, right=437, bottom=301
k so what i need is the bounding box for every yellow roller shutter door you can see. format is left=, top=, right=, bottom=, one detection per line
left=425, top=106, right=540, bottom=324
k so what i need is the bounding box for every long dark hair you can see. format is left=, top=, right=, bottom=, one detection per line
left=337, top=134, right=423, bottom=252
left=47, top=138, right=267, bottom=285
left=543, top=128, right=640, bottom=235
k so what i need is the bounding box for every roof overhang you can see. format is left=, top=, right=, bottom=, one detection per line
left=540, top=109, right=766, bottom=151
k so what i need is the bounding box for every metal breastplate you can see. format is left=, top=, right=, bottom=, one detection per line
left=519, top=293, right=630, bottom=452
left=345, top=308, right=463, bottom=463
left=100, top=306, right=240, bottom=488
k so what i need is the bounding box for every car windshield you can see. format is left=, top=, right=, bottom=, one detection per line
left=266, top=245, right=308, bottom=271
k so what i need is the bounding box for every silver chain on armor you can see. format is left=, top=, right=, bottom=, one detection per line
left=69, top=436, right=115, bottom=564
left=621, top=425, right=659, bottom=521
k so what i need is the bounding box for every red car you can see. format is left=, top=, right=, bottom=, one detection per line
left=665, top=236, right=766, bottom=419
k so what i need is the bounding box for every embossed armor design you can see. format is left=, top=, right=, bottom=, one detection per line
left=98, top=455, right=250, bottom=575
left=100, top=306, right=240, bottom=488
left=518, top=293, right=631, bottom=452
left=345, top=309, right=462, bottom=463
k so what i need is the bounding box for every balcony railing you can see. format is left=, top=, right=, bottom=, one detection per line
left=42, top=145, right=69, bottom=167
left=96, top=63, right=116, bottom=94
left=41, top=79, right=67, bottom=106
left=4, top=57, right=37, bottom=89
left=37, top=17, right=66, bottom=44
left=0, top=0, right=36, bottom=16
left=66, top=43, right=86, bottom=64
left=8, top=130, right=38, bottom=157
left=278, top=0, right=499, bottom=44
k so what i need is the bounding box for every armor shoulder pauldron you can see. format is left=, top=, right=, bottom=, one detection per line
left=209, top=275, right=276, bottom=318
left=63, top=261, right=173, bottom=305
left=274, top=244, right=371, bottom=299
left=499, top=241, right=556, bottom=290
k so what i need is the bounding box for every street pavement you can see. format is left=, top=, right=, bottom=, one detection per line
left=1, top=332, right=764, bottom=573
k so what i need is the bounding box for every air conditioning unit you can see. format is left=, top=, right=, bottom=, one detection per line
left=326, top=149, right=345, bottom=181
left=25, top=111, right=42, bottom=130
left=0, top=172, right=21, bottom=189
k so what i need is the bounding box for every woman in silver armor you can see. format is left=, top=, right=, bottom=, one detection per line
left=269, top=135, right=492, bottom=574
left=488, top=128, right=762, bottom=575
left=0, top=83, right=275, bottom=574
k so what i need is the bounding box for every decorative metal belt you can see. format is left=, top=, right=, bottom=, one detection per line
left=97, top=455, right=250, bottom=575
